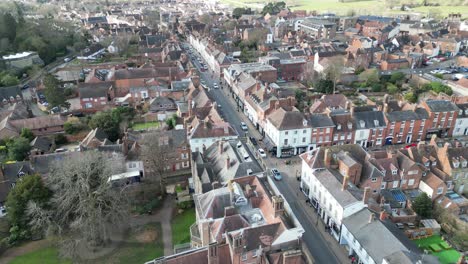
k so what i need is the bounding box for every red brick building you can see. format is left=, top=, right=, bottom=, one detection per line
left=308, top=114, right=335, bottom=149
left=421, top=100, right=460, bottom=139
left=78, top=82, right=112, bottom=112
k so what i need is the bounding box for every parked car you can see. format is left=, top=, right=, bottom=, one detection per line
left=21, top=84, right=30, bottom=90
left=271, top=168, right=282, bottom=181
left=250, top=137, right=257, bottom=145
left=258, top=148, right=267, bottom=158
left=405, top=143, right=417, bottom=149
left=240, top=122, right=248, bottom=131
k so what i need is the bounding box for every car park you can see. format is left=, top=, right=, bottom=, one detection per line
left=258, top=148, right=266, bottom=158
left=240, top=122, right=248, bottom=131
left=271, top=168, right=282, bottom=181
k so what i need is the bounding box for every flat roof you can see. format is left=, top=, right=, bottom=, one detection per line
left=108, top=171, right=140, bottom=182
left=2, top=52, right=35, bottom=60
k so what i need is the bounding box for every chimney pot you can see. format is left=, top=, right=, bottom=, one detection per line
left=379, top=211, right=387, bottom=221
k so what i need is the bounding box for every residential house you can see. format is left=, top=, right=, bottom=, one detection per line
left=188, top=120, right=238, bottom=152
left=308, top=114, right=334, bottom=150
left=453, top=103, right=468, bottom=136
left=225, top=72, right=257, bottom=111
left=309, top=94, right=351, bottom=114
left=418, top=172, right=447, bottom=200
left=421, top=100, right=460, bottom=139
left=0, top=86, right=23, bottom=106
left=78, top=82, right=112, bottom=112
left=30, top=137, right=54, bottom=156
left=191, top=140, right=264, bottom=193
left=149, top=97, right=177, bottom=121
left=340, top=208, right=412, bottom=264
left=298, top=18, right=337, bottom=39
left=434, top=141, right=468, bottom=195
left=353, top=110, right=387, bottom=147
left=0, top=115, right=67, bottom=139
left=243, top=82, right=296, bottom=135
left=135, top=129, right=191, bottom=176
left=265, top=108, right=312, bottom=157
left=330, top=113, right=355, bottom=145
left=1, top=51, right=44, bottom=71
left=77, top=44, right=106, bottom=60
left=382, top=97, right=429, bottom=145
left=153, top=176, right=306, bottom=264
left=80, top=128, right=111, bottom=149
left=436, top=37, right=461, bottom=57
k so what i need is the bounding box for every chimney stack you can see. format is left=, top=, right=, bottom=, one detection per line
left=324, top=148, right=331, bottom=168
left=224, top=206, right=236, bottom=217
left=383, top=103, right=388, bottom=113
left=188, top=97, right=193, bottom=117
left=350, top=106, right=355, bottom=115
left=368, top=213, right=375, bottom=223
left=275, top=101, right=280, bottom=110
left=363, top=187, right=371, bottom=204
left=342, top=175, right=349, bottom=191
left=219, top=141, right=223, bottom=153
left=379, top=211, right=387, bottom=221
left=226, top=156, right=231, bottom=168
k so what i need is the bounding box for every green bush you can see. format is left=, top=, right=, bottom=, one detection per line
left=177, top=201, right=194, bottom=210
left=371, top=83, right=383, bottom=92
left=54, top=134, right=67, bottom=145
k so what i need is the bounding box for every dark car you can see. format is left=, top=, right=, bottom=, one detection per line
left=250, top=137, right=258, bottom=145
left=21, top=84, right=30, bottom=90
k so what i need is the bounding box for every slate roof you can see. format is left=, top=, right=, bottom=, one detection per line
left=0, top=161, right=33, bottom=201
left=194, top=187, right=232, bottom=219
left=10, top=115, right=66, bottom=131
left=353, top=111, right=386, bottom=129
left=78, top=82, right=112, bottom=98
left=0, top=86, right=23, bottom=102
left=267, top=108, right=308, bottom=130
left=30, top=137, right=53, bottom=152
left=243, top=223, right=283, bottom=251
left=307, top=114, right=335, bottom=128
left=425, top=100, right=460, bottom=112
left=149, top=97, right=176, bottom=112
left=386, top=107, right=429, bottom=122
left=343, top=208, right=409, bottom=263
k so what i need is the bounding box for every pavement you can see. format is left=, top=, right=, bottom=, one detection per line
left=187, top=43, right=350, bottom=264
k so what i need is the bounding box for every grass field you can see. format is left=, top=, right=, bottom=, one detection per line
left=9, top=223, right=164, bottom=264
left=132, top=121, right=160, bottom=130
left=9, top=246, right=71, bottom=264
left=219, top=0, right=468, bottom=16
left=171, top=208, right=196, bottom=245
left=414, top=235, right=461, bottom=264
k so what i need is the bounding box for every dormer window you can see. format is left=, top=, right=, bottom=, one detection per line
left=337, top=124, right=342, bottom=130
left=432, top=161, right=437, bottom=166
left=392, top=169, right=397, bottom=175
left=374, top=120, right=379, bottom=126
left=347, top=122, right=352, bottom=129
left=303, top=119, right=308, bottom=126
left=462, top=161, right=467, bottom=168
left=359, top=120, right=365, bottom=128
left=453, top=160, right=460, bottom=168
left=425, top=161, right=430, bottom=167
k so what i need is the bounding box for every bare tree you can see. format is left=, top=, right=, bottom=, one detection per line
left=27, top=151, right=128, bottom=258
left=324, top=56, right=345, bottom=94
left=140, top=133, right=170, bottom=194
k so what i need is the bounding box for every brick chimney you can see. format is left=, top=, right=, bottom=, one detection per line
left=379, top=210, right=387, bottom=221
left=363, top=187, right=371, bottom=204
left=224, top=206, right=236, bottom=217
left=226, top=156, right=231, bottom=168
left=324, top=148, right=331, bottom=168
left=275, top=101, right=280, bottom=110
left=350, top=105, right=355, bottom=115
left=272, top=195, right=285, bottom=218
left=208, top=242, right=219, bottom=264
left=342, top=175, right=349, bottom=191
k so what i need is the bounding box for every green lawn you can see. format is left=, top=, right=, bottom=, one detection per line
left=414, top=235, right=461, bottom=264
left=172, top=208, right=196, bottom=245
left=107, top=223, right=164, bottom=264
left=132, top=121, right=160, bottom=130
left=9, top=223, right=164, bottom=264
left=9, top=246, right=71, bottom=264
left=220, top=0, right=468, bottom=16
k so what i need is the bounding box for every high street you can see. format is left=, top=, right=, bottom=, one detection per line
left=186, top=42, right=349, bottom=264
